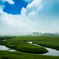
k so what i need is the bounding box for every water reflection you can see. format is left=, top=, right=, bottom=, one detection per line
left=0, top=42, right=59, bottom=56
left=43, top=47, right=59, bottom=56
left=28, top=42, right=59, bottom=56
left=0, top=45, right=16, bottom=51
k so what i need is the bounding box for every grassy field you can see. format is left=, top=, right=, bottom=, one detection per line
left=0, top=36, right=59, bottom=59
left=13, top=36, right=59, bottom=50
left=1, top=37, right=48, bottom=53
left=0, top=36, right=16, bottom=41
left=0, top=51, right=59, bottom=59
left=32, top=37, right=59, bottom=50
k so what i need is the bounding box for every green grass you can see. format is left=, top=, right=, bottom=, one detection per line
left=0, top=36, right=59, bottom=54
left=13, top=36, right=59, bottom=50
left=0, top=51, right=59, bottom=59
left=0, top=36, right=59, bottom=59
left=2, top=38, right=48, bottom=53
left=32, top=37, right=59, bottom=50
left=0, top=36, right=16, bottom=41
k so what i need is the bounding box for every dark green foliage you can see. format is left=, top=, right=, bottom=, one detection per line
left=0, top=36, right=16, bottom=42
left=32, top=37, right=59, bottom=50
left=0, top=51, right=59, bottom=59
left=2, top=38, right=48, bottom=53
left=0, top=36, right=59, bottom=59
left=2, top=57, right=8, bottom=59
left=0, top=36, right=59, bottom=53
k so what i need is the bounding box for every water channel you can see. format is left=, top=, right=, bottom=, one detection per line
left=28, top=42, right=59, bottom=56
left=0, top=41, right=59, bottom=56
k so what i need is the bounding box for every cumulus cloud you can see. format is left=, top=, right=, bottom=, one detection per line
left=2, top=0, right=15, bottom=4
left=21, top=0, right=42, bottom=15
left=0, top=0, right=59, bottom=35
left=21, top=0, right=59, bottom=33
left=0, top=5, right=38, bottom=35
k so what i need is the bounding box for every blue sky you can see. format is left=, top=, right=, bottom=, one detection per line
left=0, top=0, right=59, bottom=35
left=3, top=0, right=28, bottom=14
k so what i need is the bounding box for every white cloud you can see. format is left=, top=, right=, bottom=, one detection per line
left=23, top=0, right=42, bottom=15
left=0, top=0, right=59, bottom=35
left=0, top=5, right=38, bottom=35
left=2, top=0, right=15, bottom=4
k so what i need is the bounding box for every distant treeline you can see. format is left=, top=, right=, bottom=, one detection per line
left=33, top=32, right=59, bottom=37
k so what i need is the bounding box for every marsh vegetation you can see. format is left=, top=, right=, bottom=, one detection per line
left=0, top=36, right=59, bottom=59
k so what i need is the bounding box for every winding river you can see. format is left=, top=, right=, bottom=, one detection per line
left=0, top=41, right=59, bottom=56
left=28, top=42, right=59, bottom=56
